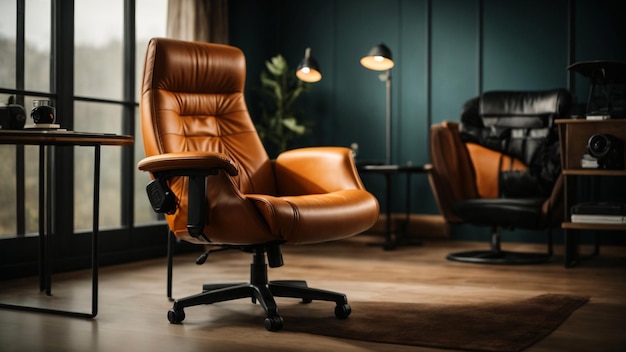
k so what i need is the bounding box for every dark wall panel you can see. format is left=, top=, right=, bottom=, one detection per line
left=574, top=0, right=626, bottom=62
left=281, top=0, right=337, bottom=148
left=397, top=0, right=435, bottom=214
left=230, top=0, right=626, bottom=242
left=397, top=0, right=428, bottom=167
left=333, top=0, right=401, bottom=165
left=571, top=0, right=626, bottom=103
left=431, top=0, right=480, bottom=125
left=229, top=0, right=279, bottom=125
left=482, top=0, right=569, bottom=91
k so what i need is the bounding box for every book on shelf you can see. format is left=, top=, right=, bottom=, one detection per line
left=570, top=214, right=626, bottom=224
left=571, top=201, right=626, bottom=215
left=585, top=114, right=611, bottom=120
left=580, top=154, right=599, bottom=168
left=570, top=202, right=626, bottom=224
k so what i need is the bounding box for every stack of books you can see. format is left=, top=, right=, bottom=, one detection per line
left=580, top=154, right=599, bottom=168
left=571, top=202, right=626, bottom=224
left=585, top=114, right=611, bottom=120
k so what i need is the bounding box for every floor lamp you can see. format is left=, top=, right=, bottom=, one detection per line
left=361, top=43, right=395, bottom=165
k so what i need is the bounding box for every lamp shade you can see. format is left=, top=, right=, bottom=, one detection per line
left=296, top=47, right=322, bottom=83
left=360, top=43, right=394, bottom=71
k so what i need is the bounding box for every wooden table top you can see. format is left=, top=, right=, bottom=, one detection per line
left=0, top=129, right=133, bottom=146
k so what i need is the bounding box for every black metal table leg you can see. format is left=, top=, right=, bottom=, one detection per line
left=0, top=144, right=100, bottom=318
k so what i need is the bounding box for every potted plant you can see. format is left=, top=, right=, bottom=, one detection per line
left=256, top=54, right=312, bottom=155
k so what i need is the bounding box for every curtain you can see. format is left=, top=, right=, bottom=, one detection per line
left=167, top=0, right=229, bottom=44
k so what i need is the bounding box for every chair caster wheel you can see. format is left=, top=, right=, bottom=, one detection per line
left=264, top=315, right=284, bottom=331
left=301, top=298, right=313, bottom=304
left=334, top=303, right=351, bottom=319
left=167, top=308, right=185, bottom=323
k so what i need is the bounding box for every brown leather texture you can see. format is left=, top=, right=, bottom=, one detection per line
left=274, top=147, right=367, bottom=195
left=427, top=121, right=477, bottom=223
left=465, top=143, right=527, bottom=198
left=139, top=38, right=379, bottom=245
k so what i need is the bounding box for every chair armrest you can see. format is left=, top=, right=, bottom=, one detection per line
left=137, top=151, right=238, bottom=176
left=542, top=173, right=564, bottom=227
left=274, top=147, right=365, bottom=195
left=137, top=152, right=240, bottom=242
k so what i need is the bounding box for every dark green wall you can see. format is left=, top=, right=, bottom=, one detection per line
left=230, top=0, right=626, bottom=243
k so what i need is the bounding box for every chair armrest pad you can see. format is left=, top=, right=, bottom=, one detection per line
left=137, top=152, right=238, bottom=176
left=274, top=147, right=365, bottom=195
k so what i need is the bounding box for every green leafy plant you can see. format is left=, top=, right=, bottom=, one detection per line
left=256, top=54, right=312, bottom=154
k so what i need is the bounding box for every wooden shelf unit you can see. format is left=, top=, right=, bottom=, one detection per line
left=557, top=119, right=626, bottom=171
left=556, top=119, right=626, bottom=267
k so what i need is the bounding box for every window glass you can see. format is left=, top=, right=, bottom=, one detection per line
left=0, top=145, right=17, bottom=238
left=134, top=106, right=159, bottom=225
left=74, top=101, right=123, bottom=231
left=0, top=0, right=50, bottom=238
left=136, top=0, right=168, bottom=99
left=0, top=2, right=17, bottom=89
left=24, top=0, right=51, bottom=92
left=134, top=0, right=168, bottom=225
left=0, top=95, right=42, bottom=239
left=75, top=0, right=124, bottom=100
left=23, top=145, right=39, bottom=234
left=1, top=0, right=169, bottom=237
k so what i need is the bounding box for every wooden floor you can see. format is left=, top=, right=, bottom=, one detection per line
left=1, top=234, right=625, bottom=352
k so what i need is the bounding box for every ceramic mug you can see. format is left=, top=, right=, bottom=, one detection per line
left=31, top=100, right=55, bottom=124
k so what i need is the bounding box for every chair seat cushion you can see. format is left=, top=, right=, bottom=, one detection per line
left=453, top=198, right=545, bottom=229
left=247, top=189, right=380, bottom=245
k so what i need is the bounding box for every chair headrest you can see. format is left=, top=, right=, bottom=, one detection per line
left=478, top=89, right=573, bottom=129
left=459, top=89, right=574, bottom=169
left=480, top=90, right=573, bottom=117
left=144, top=37, right=246, bottom=95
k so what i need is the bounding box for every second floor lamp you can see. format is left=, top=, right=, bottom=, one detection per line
left=361, top=43, right=395, bottom=165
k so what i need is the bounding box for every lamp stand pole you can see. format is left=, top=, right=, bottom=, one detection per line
left=382, top=70, right=392, bottom=165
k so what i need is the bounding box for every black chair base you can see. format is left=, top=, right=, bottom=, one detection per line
left=167, top=247, right=351, bottom=331
left=447, top=225, right=554, bottom=265
left=447, top=249, right=551, bottom=264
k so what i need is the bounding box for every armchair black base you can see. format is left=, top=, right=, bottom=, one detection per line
left=446, top=249, right=551, bottom=264
left=446, top=226, right=553, bottom=265
left=167, top=245, right=351, bottom=331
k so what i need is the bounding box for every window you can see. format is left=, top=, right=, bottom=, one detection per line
left=0, top=0, right=53, bottom=237
left=0, top=0, right=168, bottom=277
left=135, top=0, right=168, bottom=225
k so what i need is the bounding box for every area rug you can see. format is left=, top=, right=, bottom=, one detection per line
left=281, top=293, right=589, bottom=352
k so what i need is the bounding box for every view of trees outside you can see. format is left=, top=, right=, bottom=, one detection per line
left=0, top=0, right=167, bottom=237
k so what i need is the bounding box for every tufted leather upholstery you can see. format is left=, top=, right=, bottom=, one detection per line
left=137, top=38, right=379, bottom=330
left=428, top=89, right=573, bottom=264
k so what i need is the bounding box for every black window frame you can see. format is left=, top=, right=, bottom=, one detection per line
left=0, top=0, right=177, bottom=280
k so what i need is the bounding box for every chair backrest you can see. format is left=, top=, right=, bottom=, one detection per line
left=140, top=37, right=276, bottom=195
left=461, top=90, right=572, bottom=165
left=460, top=89, right=572, bottom=199
left=428, top=121, right=478, bottom=223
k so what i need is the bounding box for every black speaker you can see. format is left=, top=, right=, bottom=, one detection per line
left=587, top=133, right=624, bottom=169
left=0, top=105, right=26, bottom=129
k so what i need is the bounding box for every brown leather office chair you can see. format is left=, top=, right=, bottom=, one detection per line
left=137, top=38, right=379, bottom=331
left=428, top=90, right=573, bottom=264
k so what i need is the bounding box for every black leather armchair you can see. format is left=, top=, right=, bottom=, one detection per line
left=428, top=89, right=574, bottom=264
